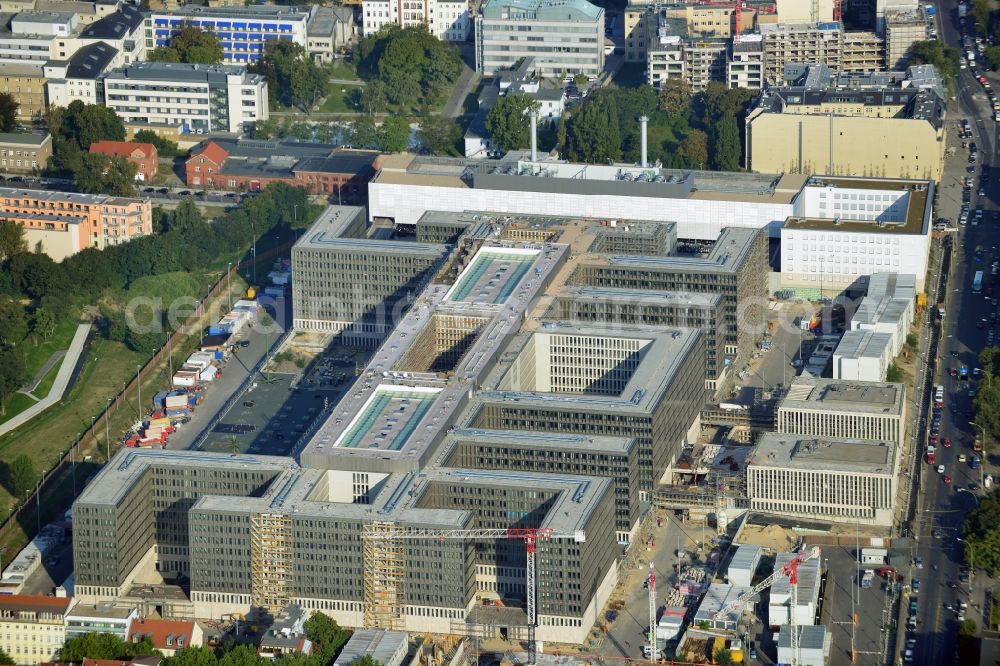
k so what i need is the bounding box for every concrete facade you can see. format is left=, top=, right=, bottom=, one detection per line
left=362, top=0, right=469, bottom=41
left=0, top=132, right=51, bottom=173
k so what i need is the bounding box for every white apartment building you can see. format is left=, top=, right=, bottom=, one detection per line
left=0, top=10, right=77, bottom=64
left=747, top=433, right=900, bottom=526
left=780, top=176, right=933, bottom=293
left=102, top=62, right=268, bottom=135
left=476, top=0, right=605, bottom=78
left=362, top=0, right=470, bottom=41
left=44, top=40, right=117, bottom=107
left=777, top=378, right=907, bottom=447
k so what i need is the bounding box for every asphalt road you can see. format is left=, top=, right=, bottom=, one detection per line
left=903, top=1, right=1000, bottom=663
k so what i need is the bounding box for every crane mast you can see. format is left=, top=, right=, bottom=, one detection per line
left=648, top=561, right=656, bottom=663
left=362, top=523, right=586, bottom=666
left=712, top=546, right=820, bottom=666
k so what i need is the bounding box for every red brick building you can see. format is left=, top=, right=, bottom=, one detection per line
left=185, top=138, right=381, bottom=201
left=89, top=141, right=159, bottom=183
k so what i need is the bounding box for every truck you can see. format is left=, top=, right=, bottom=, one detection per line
left=959, top=2, right=968, bottom=18
left=935, top=384, right=944, bottom=407
left=974, top=270, right=985, bottom=293
left=861, top=570, right=875, bottom=588
left=656, top=606, right=686, bottom=641
left=939, top=305, right=946, bottom=321
left=927, top=446, right=937, bottom=464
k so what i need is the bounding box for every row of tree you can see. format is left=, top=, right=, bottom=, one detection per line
left=253, top=115, right=464, bottom=156
left=58, top=614, right=370, bottom=666
left=484, top=81, right=752, bottom=170
left=0, top=182, right=311, bottom=415
left=46, top=100, right=136, bottom=195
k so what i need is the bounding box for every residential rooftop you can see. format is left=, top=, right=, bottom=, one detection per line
left=336, top=630, right=407, bottom=666
left=105, top=61, right=265, bottom=84
left=751, top=433, right=897, bottom=474
left=149, top=4, right=309, bottom=20
left=480, top=0, right=604, bottom=22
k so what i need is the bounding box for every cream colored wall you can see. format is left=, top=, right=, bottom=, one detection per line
left=748, top=113, right=944, bottom=181
left=0, top=619, right=65, bottom=665
left=23, top=226, right=82, bottom=261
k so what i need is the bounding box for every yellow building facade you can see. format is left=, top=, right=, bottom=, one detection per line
left=746, top=108, right=945, bottom=181
left=0, top=596, right=70, bottom=665
left=0, top=64, right=47, bottom=123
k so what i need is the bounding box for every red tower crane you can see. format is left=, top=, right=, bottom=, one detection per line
left=362, top=523, right=586, bottom=666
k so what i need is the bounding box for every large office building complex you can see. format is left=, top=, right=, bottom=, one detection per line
left=76, top=202, right=714, bottom=642
left=746, top=65, right=946, bottom=180
left=475, top=0, right=605, bottom=78
left=102, top=62, right=268, bottom=135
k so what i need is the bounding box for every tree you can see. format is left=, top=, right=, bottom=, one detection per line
left=713, top=648, right=734, bottom=666
left=0, top=349, right=25, bottom=416
left=252, top=42, right=328, bottom=110
left=31, top=308, right=55, bottom=343
left=0, top=648, right=14, bottom=666
left=361, top=80, right=389, bottom=115
left=658, top=78, right=692, bottom=116
left=886, top=363, right=903, bottom=383
left=485, top=93, right=540, bottom=153
left=348, top=117, right=379, bottom=148
left=71, top=153, right=136, bottom=196
left=963, top=490, right=1000, bottom=571
left=986, top=46, right=1000, bottom=72
left=0, top=93, right=17, bottom=133
left=906, top=333, right=918, bottom=348
left=303, top=612, right=350, bottom=652
left=417, top=116, right=462, bottom=156
left=377, top=116, right=410, bottom=153
left=678, top=129, right=709, bottom=169
left=164, top=646, right=218, bottom=666
left=0, top=299, right=27, bottom=347
left=908, top=41, right=960, bottom=87
left=59, top=101, right=126, bottom=149
left=355, top=26, right=463, bottom=111
left=710, top=112, right=740, bottom=171
left=61, top=633, right=157, bottom=662
left=0, top=219, right=26, bottom=261
left=134, top=129, right=180, bottom=158
left=564, top=93, right=622, bottom=163
left=149, top=25, right=223, bottom=64
left=8, top=454, right=36, bottom=497
left=970, top=0, right=991, bottom=33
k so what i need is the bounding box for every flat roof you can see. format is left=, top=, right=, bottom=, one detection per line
left=777, top=624, right=828, bottom=651
left=555, top=286, right=722, bottom=308
left=728, top=544, right=762, bottom=572
left=603, top=227, right=761, bottom=274
left=293, top=205, right=446, bottom=257
left=693, top=583, right=754, bottom=624
left=779, top=377, right=904, bottom=415
left=751, top=433, right=897, bottom=474
left=834, top=329, right=892, bottom=360
left=332, top=385, right=442, bottom=452
left=0, top=185, right=117, bottom=205
left=150, top=5, right=308, bottom=20
left=336, top=630, right=407, bottom=666
left=449, top=427, right=635, bottom=455
left=852, top=297, right=911, bottom=328
left=66, top=601, right=137, bottom=620
left=444, top=246, right=542, bottom=304
left=476, top=324, right=701, bottom=414
left=770, top=553, right=821, bottom=600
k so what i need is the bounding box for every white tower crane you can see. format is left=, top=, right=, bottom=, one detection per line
left=362, top=524, right=586, bottom=666
left=713, top=546, right=821, bottom=666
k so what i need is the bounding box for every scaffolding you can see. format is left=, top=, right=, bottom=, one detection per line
left=250, top=513, right=294, bottom=614
left=362, top=521, right=408, bottom=631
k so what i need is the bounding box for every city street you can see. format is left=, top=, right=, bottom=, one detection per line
left=903, top=0, right=1000, bottom=663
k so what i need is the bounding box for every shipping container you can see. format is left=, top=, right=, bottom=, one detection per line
left=164, top=394, right=188, bottom=410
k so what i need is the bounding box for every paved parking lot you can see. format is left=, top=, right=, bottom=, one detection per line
left=198, top=373, right=345, bottom=456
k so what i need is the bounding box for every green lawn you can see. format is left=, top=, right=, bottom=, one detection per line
left=327, top=61, right=361, bottom=81
left=0, top=269, right=249, bottom=558
left=0, top=319, right=81, bottom=426
left=318, top=85, right=364, bottom=113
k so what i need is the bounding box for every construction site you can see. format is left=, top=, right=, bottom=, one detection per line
left=72, top=206, right=909, bottom=666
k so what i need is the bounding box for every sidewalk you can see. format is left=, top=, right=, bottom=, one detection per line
left=0, top=324, right=90, bottom=438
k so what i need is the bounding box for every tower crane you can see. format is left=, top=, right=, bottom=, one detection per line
left=647, top=561, right=657, bottom=664
left=362, top=523, right=586, bottom=666
left=713, top=546, right=821, bottom=666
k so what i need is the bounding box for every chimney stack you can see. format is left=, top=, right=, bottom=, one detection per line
left=530, top=111, right=538, bottom=162
left=639, top=115, right=649, bottom=168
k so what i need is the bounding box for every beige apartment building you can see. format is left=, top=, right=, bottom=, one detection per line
left=842, top=30, right=886, bottom=71
left=0, top=595, right=70, bottom=665
left=0, top=64, right=47, bottom=122
left=746, top=65, right=946, bottom=180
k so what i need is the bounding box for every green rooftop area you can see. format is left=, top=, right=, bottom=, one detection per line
left=445, top=248, right=540, bottom=304
left=785, top=185, right=929, bottom=235
left=335, top=386, right=440, bottom=451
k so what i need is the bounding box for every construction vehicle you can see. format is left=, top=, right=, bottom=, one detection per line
left=714, top=546, right=821, bottom=666
left=362, top=522, right=586, bottom=666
